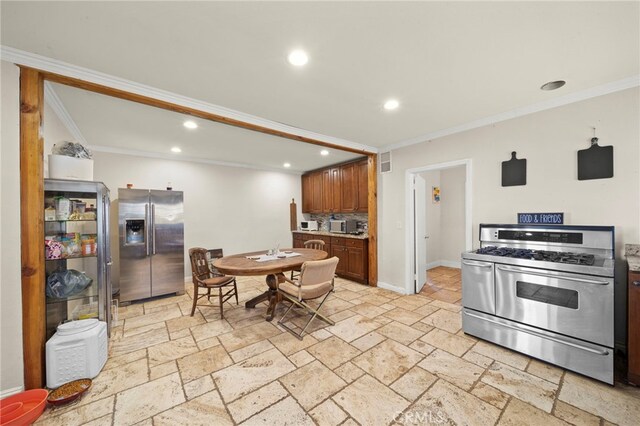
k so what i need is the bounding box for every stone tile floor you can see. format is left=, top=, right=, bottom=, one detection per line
left=37, top=270, right=640, bottom=425
left=420, top=266, right=462, bottom=303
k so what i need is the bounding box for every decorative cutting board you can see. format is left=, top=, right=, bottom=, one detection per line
left=578, top=138, right=613, bottom=180
left=502, top=151, right=527, bottom=187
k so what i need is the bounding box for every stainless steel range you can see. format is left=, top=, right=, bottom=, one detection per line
left=461, top=224, right=615, bottom=384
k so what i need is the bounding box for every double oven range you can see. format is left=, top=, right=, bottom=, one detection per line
left=462, top=224, right=615, bottom=384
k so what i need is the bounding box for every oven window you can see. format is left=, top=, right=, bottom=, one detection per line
left=516, top=281, right=578, bottom=309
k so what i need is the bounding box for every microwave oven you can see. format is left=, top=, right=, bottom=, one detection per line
left=330, top=220, right=358, bottom=234
left=300, top=221, right=318, bottom=231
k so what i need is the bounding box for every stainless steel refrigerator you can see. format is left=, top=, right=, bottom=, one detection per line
left=118, top=188, right=184, bottom=302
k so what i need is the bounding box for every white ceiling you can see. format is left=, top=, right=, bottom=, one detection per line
left=2, top=1, right=639, bottom=157
left=47, top=82, right=362, bottom=172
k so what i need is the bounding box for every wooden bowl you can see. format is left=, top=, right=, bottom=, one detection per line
left=47, top=379, right=92, bottom=406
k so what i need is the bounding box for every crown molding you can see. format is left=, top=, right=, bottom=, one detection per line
left=1, top=45, right=377, bottom=154
left=44, top=81, right=89, bottom=146
left=382, top=74, right=640, bottom=152
left=89, top=145, right=304, bottom=175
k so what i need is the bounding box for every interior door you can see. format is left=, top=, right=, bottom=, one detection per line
left=414, top=174, right=427, bottom=293
left=150, top=190, right=185, bottom=297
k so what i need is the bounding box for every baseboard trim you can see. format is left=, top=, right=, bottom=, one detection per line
left=1, top=386, right=24, bottom=398
left=426, top=260, right=461, bottom=270
left=426, top=261, right=441, bottom=270
left=377, top=281, right=409, bottom=295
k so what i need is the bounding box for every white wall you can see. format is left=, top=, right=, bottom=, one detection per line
left=379, top=87, right=640, bottom=346
left=43, top=102, right=75, bottom=177
left=439, top=166, right=466, bottom=265
left=419, top=170, right=441, bottom=265
left=0, top=61, right=24, bottom=395
left=92, top=151, right=302, bottom=286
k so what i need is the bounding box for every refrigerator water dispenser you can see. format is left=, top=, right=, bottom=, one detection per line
left=125, top=219, right=145, bottom=245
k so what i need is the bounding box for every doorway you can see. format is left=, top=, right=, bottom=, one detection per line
left=405, top=159, right=472, bottom=295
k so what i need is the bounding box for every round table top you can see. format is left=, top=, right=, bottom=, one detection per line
left=213, top=248, right=328, bottom=276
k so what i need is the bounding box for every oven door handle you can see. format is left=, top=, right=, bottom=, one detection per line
left=463, top=311, right=610, bottom=356
left=462, top=260, right=493, bottom=268
left=496, top=265, right=609, bottom=285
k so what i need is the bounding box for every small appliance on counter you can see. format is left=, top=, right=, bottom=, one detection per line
left=300, top=220, right=318, bottom=231
left=330, top=219, right=358, bottom=234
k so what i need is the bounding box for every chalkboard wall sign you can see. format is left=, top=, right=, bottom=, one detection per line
left=502, top=151, right=527, bottom=187
left=578, top=137, right=613, bottom=180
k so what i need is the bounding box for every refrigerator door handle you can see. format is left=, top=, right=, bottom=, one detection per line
left=152, top=203, right=156, bottom=255
left=145, top=203, right=150, bottom=256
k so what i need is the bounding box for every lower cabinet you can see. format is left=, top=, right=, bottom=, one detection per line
left=292, top=233, right=369, bottom=284
left=629, top=269, right=640, bottom=385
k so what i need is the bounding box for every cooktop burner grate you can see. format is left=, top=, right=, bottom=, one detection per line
left=475, top=246, right=596, bottom=266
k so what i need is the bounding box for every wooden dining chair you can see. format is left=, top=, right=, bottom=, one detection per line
left=291, top=239, right=325, bottom=280
left=188, top=247, right=238, bottom=319
left=278, top=256, right=339, bottom=340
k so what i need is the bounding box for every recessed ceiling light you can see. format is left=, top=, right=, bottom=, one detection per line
left=320, top=150, right=329, bottom=156
left=383, top=99, right=399, bottom=110
left=183, top=120, right=198, bottom=129
left=288, top=50, right=309, bottom=66
left=283, top=162, right=291, bottom=168
left=540, top=80, right=566, bottom=91
left=171, top=147, right=182, bottom=153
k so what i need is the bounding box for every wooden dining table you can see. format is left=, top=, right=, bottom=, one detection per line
left=213, top=248, right=328, bottom=321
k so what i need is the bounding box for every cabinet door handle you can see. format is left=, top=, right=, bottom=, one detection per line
left=633, top=281, right=640, bottom=286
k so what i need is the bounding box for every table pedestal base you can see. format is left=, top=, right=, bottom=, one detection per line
left=245, top=273, right=284, bottom=321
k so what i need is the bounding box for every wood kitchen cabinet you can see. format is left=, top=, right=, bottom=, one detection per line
left=629, top=269, right=640, bottom=385
left=301, top=159, right=366, bottom=213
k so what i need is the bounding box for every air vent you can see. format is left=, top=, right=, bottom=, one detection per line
left=380, top=151, right=392, bottom=173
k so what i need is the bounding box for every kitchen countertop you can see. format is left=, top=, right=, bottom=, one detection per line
left=626, top=244, right=640, bottom=272
left=292, top=230, right=369, bottom=240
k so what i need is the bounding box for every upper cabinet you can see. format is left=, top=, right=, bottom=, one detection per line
left=302, top=159, right=368, bottom=214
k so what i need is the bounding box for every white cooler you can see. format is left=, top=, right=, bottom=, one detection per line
left=46, top=319, right=108, bottom=389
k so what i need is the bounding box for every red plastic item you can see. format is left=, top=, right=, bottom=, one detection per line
left=0, top=389, right=48, bottom=426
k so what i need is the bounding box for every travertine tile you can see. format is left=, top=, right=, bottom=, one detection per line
left=350, top=331, right=386, bottom=352
left=411, top=379, right=500, bottom=426
left=189, top=319, right=234, bottom=341
left=328, top=308, right=357, bottom=322
left=499, top=398, right=570, bottom=426
left=472, top=340, right=530, bottom=370
left=183, top=374, right=215, bottom=400
left=390, top=366, right=437, bottom=401
left=169, top=327, right=191, bottom=340
left=411, top=303, right=440, bottom=317
left=482, top=362, right=558, bottom=412
left=196, top=336, right=220, bottom=350
left=428, top=299, right=462, bottom=312
left=358, top=294, right=392, bottom=306
left=103, top=348, right=146, bottom=371
left=409, top=339, right=436, bottom=356
left=35, top=395, right=114, bottom=426
left=418, top=349, right=483, bottom=391
left=280, top=360, right=347, bottom=410
left=420, top=308, right=462, bottom=333
left=559, top=372, right=640, bottom=426
left=427, top=289, right=461, bottom=303
left=150, top=360, right=178, bottom=380
left=165, top=312, right=205, bottom=333
left=310, top=328, right=332, bottom=341
left=383, top=307, right=425, bottom=325
left=83, top=414, right=113, bottom=426
left=420, top=328, right=475, bottom=357
left=110, top=327, right=169, bottom=356
left=349, top=302, right=387, bottom=318
left=332, top=375, right=409, bottom=426
left=147, top=335, right=199, bottom=366
left=122, top=321, right=166, bottom=337
left=471, top=382, right=510, bottom=409
left=124, top=305, right=182, bottom=330
left=309, top=399, right=348, bottom=426
left=269, top=331, right=318, bottom=355
left=153, top=390, right=232, bottom=425
left=229, top=339, right=274, bottom=363
left=328, top=314, right=380, bottom=342
left=218, top=321, right=280, bottom=352
left=353, top=339, right=424, bottom=385
left=376, top=321, right=424, bottom=345
left=463, top=349, right=494, bottom=368
left=527, top=359, right=564, bottom=384
left=307, top=336, right=361, bottom=369
left=335, top=290, right=363, bottom=301
left=80, top=358, right=149, bottom=407
left=227, top=381, right=288, bottom=423
left=242, top=396, right=314, bottom=426
left=177, top=344, right=233, bottom=382
left=334, top=361, right=366, bottom=384
left=212, top=348, right=295, bottom=402
left=553, top=401, right=601, bottom=426
left=114, top=373, right=185, bottom=426
left=289, top=349, right=315, bottom=367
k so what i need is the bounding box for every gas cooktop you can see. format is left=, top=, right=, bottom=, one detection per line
left=475, top=246, right=596, bottom=265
